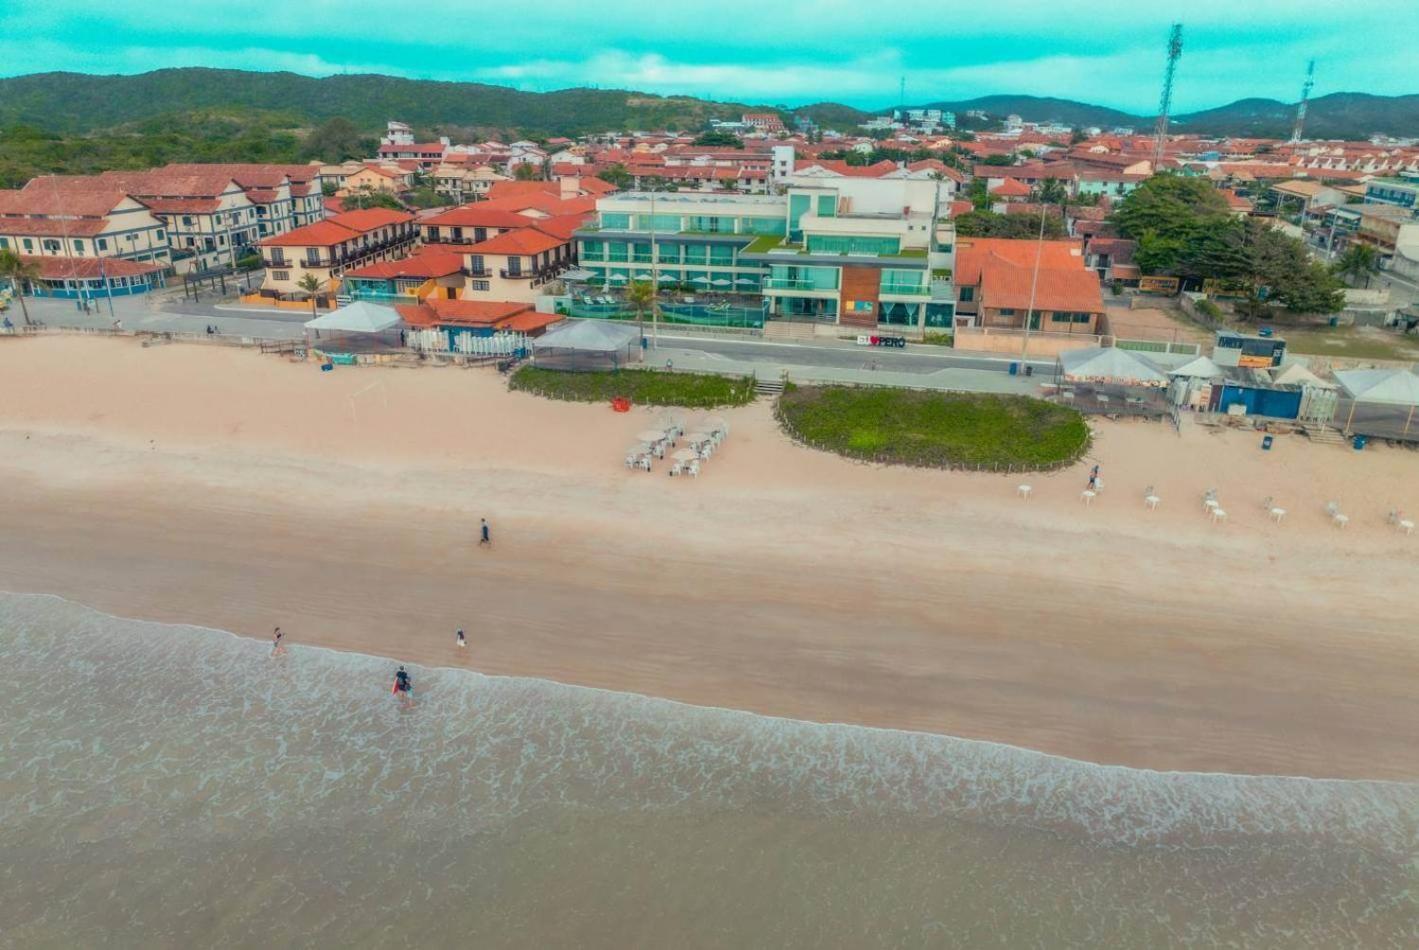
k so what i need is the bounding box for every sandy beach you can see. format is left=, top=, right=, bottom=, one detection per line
left=2, top=334, right=1417, bottom=780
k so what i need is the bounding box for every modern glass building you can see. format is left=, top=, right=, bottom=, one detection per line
left=574, top=178, right=956, bottom=330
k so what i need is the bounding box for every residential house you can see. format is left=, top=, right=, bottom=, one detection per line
left=394, top=298, right=560, bottom=348
left=258, top=208, right=416, bottom=296
left=0, top=182, right=172, bottom=297
left=459, top=227, right=575, bottom=303
left=340, top=164, right=412, bottom=197
left=340, top=250, right=466, bottom=304
left=953, top=237, right=1103, bottom=332
left=432, top=161, right=509, bottom=204
left=1363, top=176, right=1419, bottom=210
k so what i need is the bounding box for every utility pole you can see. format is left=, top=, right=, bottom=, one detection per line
left=649, top=191, right=659, bottom=350
left=1152, top=24, right=1184, bottom=170
left=1018, top=201, right=1048, bottom=370
left=1291, top=59, right=1316, bottom=144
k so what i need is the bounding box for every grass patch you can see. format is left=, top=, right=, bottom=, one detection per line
left=922, top=331, right=954, bottom=347
left=1269, top=326, right=1419, bottom=362
left=776, top=384, right=1089, bottom=471
left=510, top=365, right=756, bottom=408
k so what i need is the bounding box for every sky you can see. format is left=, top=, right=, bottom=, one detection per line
left=2, top=1, right=1414, bottom=114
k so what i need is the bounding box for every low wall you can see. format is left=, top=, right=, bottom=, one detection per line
left=953, top=327, right=1102, bottom=359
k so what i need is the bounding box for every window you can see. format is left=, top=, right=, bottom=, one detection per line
left=42, top=239, right=60, bottom=252
left=23, top=238, right=33, bottom=251
left=97, top=238, right=108, bottom=251
left=816, top=194, right=836, bottom=217
left=999, top=308, right=1016, bottom=316
left=599, top=212, right=631, bottom=230
left=155, top=230, right=164, bottom=240
left=474, top=228, right=487, bottom=243
left=469, top=254, right=486, bottom=274
left=0, top=237, right=6, bottom=249
left=272, top=270, right=290, bottom=281
left=507, top=258, right=522, bottom=276
left=959, top=287, right=974, bottom=302
left=471, top=279, right=490, bottom=291
left=182, top=216, right=193, bottom=226
left=73, top=240, right=84, bottom=253
left=805, top=234, right=900, bottom=255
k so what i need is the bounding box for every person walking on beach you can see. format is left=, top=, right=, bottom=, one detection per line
left=479, top=518, right=491, bottom=548
left=392, top=665, right=413, bottom=703
left=271, top=626, right=286, bottom=657
left=455, top=628, right=466, bottom=649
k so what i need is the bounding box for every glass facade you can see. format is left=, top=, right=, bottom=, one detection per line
left=599, top=212, right=631, bottom=230
left=880, top=268, right=928, bottom=295
left=788, top=194, right=811, bottom=241
left=816, top=194, right=836, bottom=217
left=686, top=215, right=736, bottom=233
left=742, top=217, right=787, bottom=235
left=766, top=265, right=839, bottom=291
left=635, top=213, right=682, bottom=232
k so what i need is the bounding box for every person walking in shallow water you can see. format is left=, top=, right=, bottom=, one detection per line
left=479, top=518, right=491, bottom=548
left=271, top=627, right=286, bottom=657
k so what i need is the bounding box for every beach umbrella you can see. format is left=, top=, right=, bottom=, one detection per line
left=608, top=273, right=629, bottom=282
left=626, top=443, right=650, bottom=455
left=684, top=430, right=711, bottom=443
left=690, top=275, right=711, bottom=284
left=637, top=429, right=667, bottom=443
left=711, top=278, right=732, bottom=287
left=561, top=268, right=595, bottom=281
left=672, top=448, right=698, bottom=462
left=634, top=271, right=653, bottom=280
left=657, top=273, right=677, bottom=283
left=734, top=277, right=757, bottom=286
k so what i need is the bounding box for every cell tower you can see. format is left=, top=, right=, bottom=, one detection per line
left=1291, top=59, right=1316, bottom=143
left=1152, top=23, right=1184, bottom=169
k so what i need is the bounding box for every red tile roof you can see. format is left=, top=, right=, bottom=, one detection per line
left=956, top=238, right=1101, bottom=315
left=955, top=238, right=1087, bottom=286
left=342, top=250, right=465, bottom=280
left=18, top=254, right=168, bottom=279
left=989, top=177, right=1032, bottom=197
left=465, top=229, right=567, bottom=256
left=3, top=181, right=134, bottom=217
left=421, top=206, right=535, bottom=229
left=395, top=299, right=531, bottom=327
left=260, top=208, right=411, bottom=247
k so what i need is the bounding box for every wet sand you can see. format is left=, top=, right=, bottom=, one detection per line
left=2, top=335, right=1417, bottom=780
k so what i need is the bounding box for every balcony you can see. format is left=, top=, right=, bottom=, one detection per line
left=763, top=278, right=838, bottom=292
left=879, top=282, right=929, bottom=297
left=499, top=268, right=530, bottom=280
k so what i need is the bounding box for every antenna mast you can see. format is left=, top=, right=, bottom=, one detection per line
left=1291, top=59, right=1315, bottom=143
left=1152, top=24, right=1183, bottom=169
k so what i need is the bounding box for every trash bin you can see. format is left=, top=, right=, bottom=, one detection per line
left=1261, top=435, right=1273, bottom=451
left=1024, top=364, right=1033, bottom=377
left=1353, top=435, right=1368, bottom=451
left=1008, top=362, right=1019, bottom=376
left=1329, top=317, right=1340, bottom=327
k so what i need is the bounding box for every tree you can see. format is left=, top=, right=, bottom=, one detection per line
left=980, top=153, right=1016, bottom=166
left=1334, top=243, right=1380, bottom=288
left=301, top=117, right=368, bottom=162
left=625, top=279, right=656, bottom=340
left=953, top=210, right=1066, bottom=240
left=692, top=131, right=744, bottom=148
left=406, top=187, right=444, bottom=209
left=597, top=163, right=632, bottom=190
left=341, top=188, right=404, bottom=210
left=321, top=181, right=338, bottom=197
left=1032, top=178, right=1068, bottom=207
left=296, top=273, right=322, bottom=319
left=0, top=249, right=39, bottom=326
left=513, top=163, right=539, bottom=181
left=1069, top=128, right=1089, bottom=145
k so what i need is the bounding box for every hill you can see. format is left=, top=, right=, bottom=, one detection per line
left=914, top=95, right=1139, bottom=130
left=0, top=68, right=753, bottom=137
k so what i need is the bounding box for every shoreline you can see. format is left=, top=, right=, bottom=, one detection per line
left=3, top=336, right=1418, bottom=781
left=9, top=586, right=1419, bottom=792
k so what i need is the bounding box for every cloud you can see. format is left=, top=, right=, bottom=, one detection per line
left=2, top=1, right=1416, bottom=111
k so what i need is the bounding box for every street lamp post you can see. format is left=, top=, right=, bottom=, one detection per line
left=1018, top=200, right=1049, bottom=369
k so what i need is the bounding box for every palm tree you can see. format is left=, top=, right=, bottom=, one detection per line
left=297, top=273, right=323, bottom=319
left=0, top=249, right=40, bottom=326
left=1334, top=243, right=1380, bottom=288
left=625, top=279, right=656, bottom=342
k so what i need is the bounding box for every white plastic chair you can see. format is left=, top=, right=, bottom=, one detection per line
left=1333, top=513, right=1349, bottom=529
left=1269, top=507, right=1287, bottom=524
left=1018, top=484, right=1032, bottom=501
left=687, top=460, right=701, bottom=478
left=1400, top=519, right=1415, bottom=535
left=1210, top=508, right=1227, bottom=524
left=1080, top=489, right=1096, bottom=506
left=1144, top=495, right=1160, bottom=511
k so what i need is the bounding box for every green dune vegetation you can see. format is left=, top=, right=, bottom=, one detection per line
left=775, top=384, right=1089, bottom=471
left=510, top=366, right=756, bottom=409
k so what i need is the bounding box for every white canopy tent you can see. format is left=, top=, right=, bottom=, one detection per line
left=532, top=319, right=643, bottom=369
left=1168, top=355, right=1224, bottom=379
left=1334, top=368, right=1419, bottom=437
left=1271, top=363, right=1336, bottom=389
left=1058, top=346, right=1168, bottom=387
left=304, top=301, right=402, bottom=333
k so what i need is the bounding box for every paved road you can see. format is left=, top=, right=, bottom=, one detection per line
left=657, top=333, right=1059, bottom=378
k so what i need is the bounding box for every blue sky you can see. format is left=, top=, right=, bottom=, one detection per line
left=2, top=1, right=1413, bottom=113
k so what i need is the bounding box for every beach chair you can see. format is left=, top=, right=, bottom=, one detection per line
left=669, top=460, right=684, bottom=477
left=687, top=460, right=700, bottom=478
left=624, top=453, right=638, bottom=469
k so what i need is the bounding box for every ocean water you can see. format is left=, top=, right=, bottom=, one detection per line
left=1, top=592, right=1415, bottom=949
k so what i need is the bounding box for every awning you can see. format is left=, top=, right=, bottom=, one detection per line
left=533, top=319, right=642, bottom=353
left=1333, top=368, right=1419, bottom=406
left=1058, top=346, right=1167, bottom=387
left=304, top=301, right=402, bottom=333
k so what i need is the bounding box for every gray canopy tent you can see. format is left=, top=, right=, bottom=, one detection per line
left=531, top=319, right=643, bottom=370
left=1333, top=368, right=1419, bottom=440
left=304, top=301, right=405, bottom=354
